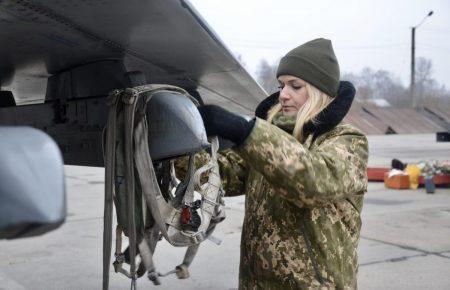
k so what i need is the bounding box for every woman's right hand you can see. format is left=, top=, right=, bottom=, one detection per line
left=198, top=105, right=255, bottom=146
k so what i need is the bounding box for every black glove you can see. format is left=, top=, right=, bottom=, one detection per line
left=255, top=91, right=279, bottom=119
left=198, top=105, right=255, bottom=146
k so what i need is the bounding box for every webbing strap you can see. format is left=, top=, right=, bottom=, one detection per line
left=112, top=226, right=133, bottom=278
left=134, top=117, right=177, bottom=242
left=138, top=239, right=159, bottom=284
left=196, top=138, right=220, bottom=234
left=103, top=84, right=224, bottom=288
left=123, top=93, right=138, bottom=286
left=173, top=155, right=196, bottom=207
left=103, top=91, right=120, bottom=290
left=132, top=87, right=221, bottom=246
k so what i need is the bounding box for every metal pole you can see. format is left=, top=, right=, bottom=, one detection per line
left=410, top=11, right=433, bottom=110
left=410, top=27, right=416, bottom=109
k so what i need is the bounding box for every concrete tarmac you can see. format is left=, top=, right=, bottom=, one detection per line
left=1, top=134, right=449, bottom=290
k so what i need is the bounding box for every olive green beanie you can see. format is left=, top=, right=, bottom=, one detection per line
left=276, top=38, right=340, bottom=97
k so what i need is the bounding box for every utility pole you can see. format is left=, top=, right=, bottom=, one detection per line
left=411, top=27, right=416, bottom=108
left=410, top=10, right=433, bottom=109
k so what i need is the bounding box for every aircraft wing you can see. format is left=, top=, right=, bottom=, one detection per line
left=0, top=0, right=265, bottom=111
left=0, top=0, right=267, bottom=166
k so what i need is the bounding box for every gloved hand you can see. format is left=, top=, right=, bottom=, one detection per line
left=198, top=105, right=255, bottom=146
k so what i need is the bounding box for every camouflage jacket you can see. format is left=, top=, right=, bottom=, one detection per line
left=213, top=114, right=368, bottom=290
left=177, top=82, right=368, bottom=289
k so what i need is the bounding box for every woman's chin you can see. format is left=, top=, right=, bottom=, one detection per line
left=282, top=110, right=298, bottom=117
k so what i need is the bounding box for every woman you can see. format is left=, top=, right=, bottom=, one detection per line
left=198, top=38, right=368, bottom=289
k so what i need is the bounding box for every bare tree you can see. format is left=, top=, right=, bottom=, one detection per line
left=415, top=57, right=433, bottom=108
left=416, top=57, right=433, bottom=84
left=343, top=68, right=408, bottom=107
left=234, top=53, right=247, bottom=70
left=255, top=58, right=449, bottom=108
left=256, top=59, right=279, bottom=94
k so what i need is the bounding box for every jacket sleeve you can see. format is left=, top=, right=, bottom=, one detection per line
left=217, top=149, right=249, bottom=196
left=174, top=148, right=249, bottom=197
left=237, top=118, right=368, bottom=207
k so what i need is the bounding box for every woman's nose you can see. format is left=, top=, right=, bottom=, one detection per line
left=279, top=87, right=290, bottom=101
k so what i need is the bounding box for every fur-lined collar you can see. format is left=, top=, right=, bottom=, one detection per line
left=255, top=81, right=356, bottom=137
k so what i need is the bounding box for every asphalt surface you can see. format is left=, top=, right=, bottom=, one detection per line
left=1, top=134, right=449, bottom=290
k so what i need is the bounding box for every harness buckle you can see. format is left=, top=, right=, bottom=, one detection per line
left=107, top=89, right=122, bottom=106
left=122, top=88, right=138, bottom=104
left=114, top=252, right=126, bottom=264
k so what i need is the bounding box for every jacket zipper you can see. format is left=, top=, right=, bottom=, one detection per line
left=299, top=221, right=325, bottom=285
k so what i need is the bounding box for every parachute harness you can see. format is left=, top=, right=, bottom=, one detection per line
left=103, top=85, right=225, bottom=289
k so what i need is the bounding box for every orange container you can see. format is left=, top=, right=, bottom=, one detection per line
left=384, top=172, right=410, bottom=189
left=368, top=167, right=390, bottom=181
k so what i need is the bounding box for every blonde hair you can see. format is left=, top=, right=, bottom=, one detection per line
left=267, top=82, right=333, bottom=142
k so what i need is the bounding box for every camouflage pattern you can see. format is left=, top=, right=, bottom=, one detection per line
left=232, top=117, right=368, bottom=290
left=174, top=149, right=247, bottom=195
left=176, top=117, right=368, bottom=289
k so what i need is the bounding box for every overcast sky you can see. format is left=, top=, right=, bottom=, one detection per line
left=189, top=0, right=450, bottom=88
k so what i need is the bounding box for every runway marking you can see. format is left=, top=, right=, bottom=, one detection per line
left=360, top=236, right=450, bottom=267
left=66, top=216, right=103, bottom=223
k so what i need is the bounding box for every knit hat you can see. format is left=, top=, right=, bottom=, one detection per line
left=276, top=38, right=340, bottom=97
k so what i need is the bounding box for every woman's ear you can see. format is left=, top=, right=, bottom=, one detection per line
left=255, top=91, right=280, bottom=120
